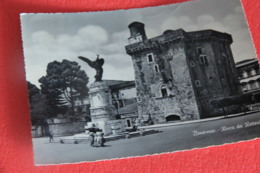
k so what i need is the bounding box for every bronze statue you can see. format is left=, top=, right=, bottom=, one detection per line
left=78, top=55, right=104, bottom=82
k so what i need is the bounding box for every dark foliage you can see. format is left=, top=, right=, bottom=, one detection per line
left=210, top=93, right=257, bottom=108
left=39, top=60, right=89, bottom=116
left=27, top=82, right=55, bottom=125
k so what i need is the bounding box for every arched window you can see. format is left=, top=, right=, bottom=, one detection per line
left=160, top=85, right=168, bottom=98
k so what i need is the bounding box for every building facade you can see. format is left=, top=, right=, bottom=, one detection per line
left=236, top=58, right=260, bottom=111
left=236, top=58, right=260, bottom=93
left=110, top=81, right=138, bottom=129
left=125, top=22, right=241, bottom=123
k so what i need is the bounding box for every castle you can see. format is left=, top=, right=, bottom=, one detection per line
left=125, top=22, right=241, bottom=123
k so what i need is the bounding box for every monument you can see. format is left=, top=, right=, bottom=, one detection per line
left=78, top=55, right=125, bottom=135
left=78, top=55, right=104, bottom=82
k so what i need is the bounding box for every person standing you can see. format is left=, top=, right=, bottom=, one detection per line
left=89, top=132, right=95, bottom=147
left=48, top=131, right=54, bottom=143
left=100, top=132, right=105, bottom=147
left=95, top=131, right=105, bottom=147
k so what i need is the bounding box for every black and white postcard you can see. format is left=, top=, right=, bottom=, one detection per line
left=21, top=0, right=260, bottom=165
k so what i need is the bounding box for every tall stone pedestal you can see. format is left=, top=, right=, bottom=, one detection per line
left=89, top=81, right=115, bottom=122
left=88, top=81, right=125, bottom=135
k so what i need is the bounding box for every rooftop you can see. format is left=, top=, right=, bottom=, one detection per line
left=117, top=102, right=138, bottom=115
left=236, top=58, right=259, bottom=67
left=110, top=81, right=135, bottom=90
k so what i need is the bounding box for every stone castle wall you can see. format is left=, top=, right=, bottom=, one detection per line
left=129, top=40, right=200, bottom=122
left=49, top=121, right=85, bottom=136
left=167, top=43, right=200, bottom=120
left=185, top=38, right=241, bottom=117
left=32, top=119, right=86, bottom=137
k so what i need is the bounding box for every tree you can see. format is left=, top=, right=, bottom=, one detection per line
left=30, top=93, right=54, bottom=125
left=27, top=82, right=53, bottom=125
left=211, top=94, right=253, bottom=108
left=39, top=60, right=89, bottom=116
left=27, top=81, right=40, bottom=102
left=210, top=94, right=255, bottom=115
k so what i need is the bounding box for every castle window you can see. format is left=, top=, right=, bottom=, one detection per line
left=190, top=61, right=195, bottom=67
left=126, top=119, right=132, bottom=127
left=147, top=53, right=154, bottom=63
left=250, top=81, right=258, bottom=90
left=199, top=55, right=207, bottom=64
left=242, top=71, right=248, bottom=78
left=195, top=80, right=201, bottom=87
left=160, top=85, right=168, bottom=98
left=250, top=69, right=256, bottom=76
left=154, top=65, right=159, bottom=72
left=197, top=47, right=204, bottom=55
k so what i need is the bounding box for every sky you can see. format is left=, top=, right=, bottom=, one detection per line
left=21, top=0, right=257, bottom=87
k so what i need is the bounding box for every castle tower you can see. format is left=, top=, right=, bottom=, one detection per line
left=128, top=22, right=147, bottom=44
left=125, top=22, right=241, bottom=123
left=126, top=25, right=200, bottom=123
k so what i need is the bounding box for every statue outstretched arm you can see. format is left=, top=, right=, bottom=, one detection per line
left=78, top=56, right=96, bottom=68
